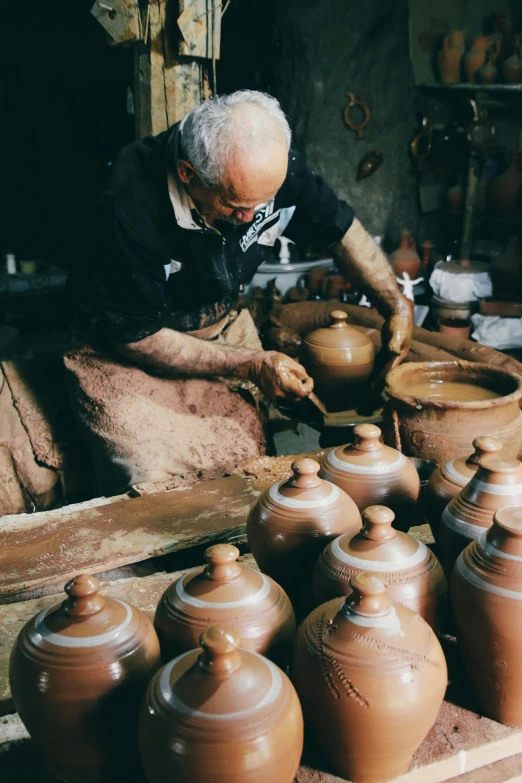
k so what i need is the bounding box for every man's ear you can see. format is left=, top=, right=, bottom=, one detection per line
left=177, top=160, right=195, bottom=185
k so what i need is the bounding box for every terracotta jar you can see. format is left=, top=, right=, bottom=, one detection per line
left=464, top=36, right=492, bottom=82
left=383, top=361, right=522, bottom=465
left=438, top=30, right=465, bottom=84
left=389, top=229, right=421, bottom=279
left=437, top=317, right=471, bottom=339
left=246, top=457, right=361, bottom=620
left=478, top=50, right=498, bottom=84
left=139, top=625, right=304, bottom=783
left=502, top=40, right=522, bottom=84
left=9, top=574, right=161, bottom=783
left=302, top=310, right=375, bottom=407
left=452, top=507, right=522, bottom=726
left=319, top=423, right=420, bottom=532
left=292, top=572, right=447, bottom=782
left=154, top=543, right=295, bottom=668
left=313, top=505, right=446, bottom=630
left=439, top=455, right=522, bottom=576
left=426, top=436, right=502, bottom=543
left=489, top=151, right=522, bottom=218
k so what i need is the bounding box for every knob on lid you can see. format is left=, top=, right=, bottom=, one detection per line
left=204, top=545, right=242, bottom=582
left=180, top=543, right=268, bottom=605
left=333, top=423, right=404, bottom=469
left=353, top=424, right=383, bottom=453
left=329, top=310, right=349, bottom=328
left=344, top=572, right=392, bottom=617
left=276, top=457, right=333, bottom=503
left=361, top=506, right=396, bottom=542
left=304, top=311, right=373, bottom=349
left=493, top=506, right=522, bottom=537
left=199, top=626, right=242, bottom=675
left=63, top=574, right=106, bottom=617
left=467, top=436, right=502, bottom=467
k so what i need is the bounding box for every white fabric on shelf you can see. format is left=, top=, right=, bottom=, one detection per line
left=471, top=314, right=522, bottom=349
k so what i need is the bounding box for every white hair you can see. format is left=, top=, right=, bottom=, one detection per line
left=172, top=90, right=291, bottom=187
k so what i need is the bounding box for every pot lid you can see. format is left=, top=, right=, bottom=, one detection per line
left=494, top=506, right=522, bottom=537
left=328, top=423, right=407, bottom=473
left=32, top=574, right=132, bottom=647
left=333, top=506, right=426, bottom=570
left=157, top=626, right=282, bottom=721
left=177, top=544, right=269, bottom=607
left=303, top=310, right=373, bottom=350
left=269, top=458, right=340, bottom=508
left=444, top=436, right=502, bottom=484
left=340, top=572, right=403, bottom=634
left=437, top=258, right=489, bottom=275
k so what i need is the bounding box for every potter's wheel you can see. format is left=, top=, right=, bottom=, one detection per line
left=276, top=394, right=383, bottom=429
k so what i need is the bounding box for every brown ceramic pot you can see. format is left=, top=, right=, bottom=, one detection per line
left=302, top=310, right=374, bottom=408
left=451, top=507, right=522, bottom=726
left=437, top=317, right=471, bottom=339
left=502, top=42, right=522, bottom=84
left=246, top=457, right=361, bottom=620
left=313, top=505, right=446, bottom=630
left=438, top=30, right=465, bottom=84
left=464, top=36, right=492, bottom=82
left=478, top=50, right=498, bottom=84
left=319, top=423, right=420, bottom=532
left=383, top=361, right=522, bottom=465
left=426, top=436, right=502, bottom=543
left=431, top=295, right=477, bottom=322
left=292, top=573, right=447, bottom=782
left=139, top=626, right=304, bottom=783
left=439, top=455, right=522, bottom=576
left=390, top=229, right=421, bottom=279
left=154, top=544, right=295, bottom=668
left=9, top=574, right=161, bottom=783
left=489, top=151, right=522, bottom=218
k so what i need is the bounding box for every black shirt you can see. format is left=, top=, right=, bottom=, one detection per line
left=68, top=122, right=354, bottom=345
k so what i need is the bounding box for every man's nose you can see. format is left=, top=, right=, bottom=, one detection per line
left=234, top=208, right=256, bottom=223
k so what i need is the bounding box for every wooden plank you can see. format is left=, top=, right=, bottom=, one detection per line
left=0, top=476, right=258, bottom=597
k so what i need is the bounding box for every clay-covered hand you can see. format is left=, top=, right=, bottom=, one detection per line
left=247, top=351, right=314, bottom=400
left=373, top=299, right=413, bottom=387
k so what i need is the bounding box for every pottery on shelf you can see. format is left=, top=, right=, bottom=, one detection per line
left=9, top=574, right=161, bottom=783
left=139, top=625, right=304, bottom=783
left=439, top=455, right=522, bottom=576
left=313, top=505, right=446, bottom=630
left=292, top=572, right=447, bottom=783
left=383, top=361, right=522, bottom=465
left=319, top=423, right=420, bottom=532
left=478, top=50, right=498, bottom=84
left=390, top=229, right=421, bottom=279
left=426, top=436, right=502, bottom=543
left=153, top=543, right=295, bottom=668
left=246, top=457, right=361, bottom=620
left=502, top=39, right=522, bottom=84
left=302, top=310, right=375, bottom=407
left=438, top=30, right=465, bottom=84
left=452, top=507, right=522, bottom=726
left=489, top=151, right=522, bottom=218
left=464, top=36, right=493, bottom=83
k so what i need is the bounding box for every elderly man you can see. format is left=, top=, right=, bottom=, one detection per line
left=65, top=90, right=411, bottom=495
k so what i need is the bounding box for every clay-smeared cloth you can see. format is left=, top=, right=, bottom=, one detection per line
left=63, top=309, right=267, bottom=496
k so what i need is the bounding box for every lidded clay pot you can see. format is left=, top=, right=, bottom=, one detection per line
left=9, top=574, right=161, bottom=783
left=452, top=507, right=522, bottom=726
left=319, top=423, right=420, bottom=532
left=302, top=310, right=375, bottom=407
left=154, top=543, right=295, bottom=667
left=439, top=455, right=522, bottom=576
left=313, top=505, right=446, bottom=630
left=427, top=436, right=502, bottom=543
left=292, top=573, right=447, bottom=783
left=138, top=625, right=304, bottom=783
left=247, top=457, right=361, bottom=620
left=390, top=229, right=421, bottom=279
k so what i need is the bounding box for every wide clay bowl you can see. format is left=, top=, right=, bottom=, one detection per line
left=292, top=573, right=447, bottom=783
left=138, top=626, right=304, bottom=783
left=313, top=505, right=447, bottom=630
left=247, top=457, right=361, bottom=620
left=154, top=543, right=295, bottom=668
left=10, top=574, right=161, bottom=783
left=319, top=423, right=420, bottom=532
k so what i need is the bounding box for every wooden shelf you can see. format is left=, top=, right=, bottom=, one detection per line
left=419, top=83, right=522, bottom=92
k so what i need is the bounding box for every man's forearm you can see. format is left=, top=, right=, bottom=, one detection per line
left=331, top=218, right=407, bottom=316
left=116, top=327, right=262, bottom=378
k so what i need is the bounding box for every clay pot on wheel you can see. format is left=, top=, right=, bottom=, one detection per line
left=302, top=310, right=374, bottom=409
left=390, top=229, right=421, bottom=279
left=139, top=625, right=304, bottom=783
left=154, top=544, right=295, bottom=668
left=246, top=457, right=361, bottom=621
left=313, top=505, right=446, bottom=630
left=426, top=436, right=502, bottom=543
left=9, top=574, right=161, bottom=783
left=439, top=455, right=522, bottom=576
left=292, top=572, right=447, bottom=783
left=452, top=507, right=522, bottom=726
left=319, top=423, right=420, bottom=532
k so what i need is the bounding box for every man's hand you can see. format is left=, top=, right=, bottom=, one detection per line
left=244, top=351, right=314, bottom=400
left=373, top=298, right=413, bottom=386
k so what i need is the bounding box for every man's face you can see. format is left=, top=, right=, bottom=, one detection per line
left=177, top=140, right=288, bottom=225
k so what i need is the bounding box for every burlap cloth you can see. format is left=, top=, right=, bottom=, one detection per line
left=63, top=309, right=267, bottom=496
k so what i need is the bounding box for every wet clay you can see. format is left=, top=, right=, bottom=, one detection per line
left=9, top=574, right=161, bottom=783
left=292, top=573, right=447, bottom=783
left=313, top=505, right=447, bottom=630
left=452, top=507, right=522, bottom=726
left=247, top=458, right=361, bottom=621
left=138, top=625, right=304, bottom=783
left=154, top=544, right=295, bottom=669
left=407, top=381, right=500, bottom=401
